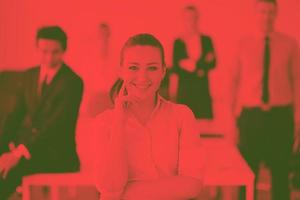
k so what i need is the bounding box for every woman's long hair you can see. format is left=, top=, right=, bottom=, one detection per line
left=109, top=78, right=124, bottom=103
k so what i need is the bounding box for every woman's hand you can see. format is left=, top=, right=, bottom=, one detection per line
left=113, top=84, right=140, bottom=121
left=197, top=69, right=205, bottom=77
left=205, top=52, right=215, bottom=63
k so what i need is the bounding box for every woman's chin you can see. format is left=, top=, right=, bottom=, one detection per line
left=134, top=94, right=148, bottom=101
left=132, top=92, right=155, bottom=102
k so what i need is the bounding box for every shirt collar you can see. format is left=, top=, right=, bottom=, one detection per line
left=253, top=29, right=277, bottom=41
left=127, top=94, right=167, bottom=127
left=39, top=63, right=62, bottom=84
left=149, top=94, right=166, bottom=119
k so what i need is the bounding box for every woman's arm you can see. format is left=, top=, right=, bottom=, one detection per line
left=178, top=105, right=205, bottom=178
left=95, top=111, right=129, bottom=200
left=172, top=39, right=196, bottom=74
left=123, top=176, right=202, bottom=200
left=196, top=36, right=217, bottom=71
left=95, top=86, right=142, bottom=200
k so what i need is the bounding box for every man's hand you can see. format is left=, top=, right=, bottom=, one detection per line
left=293, top=125, right=300, bottom=153
left=0, top=152, right=21, bottom=179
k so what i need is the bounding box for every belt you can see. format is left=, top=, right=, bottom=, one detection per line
left=243, top=104, right=292, bottom=112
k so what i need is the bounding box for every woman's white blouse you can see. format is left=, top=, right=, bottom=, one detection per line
left=93, top=96, right=205, bottom=198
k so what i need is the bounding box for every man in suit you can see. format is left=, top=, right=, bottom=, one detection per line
left=0, top=26, right=83, bottom=199
left=231, top=0, right=300, bottom=199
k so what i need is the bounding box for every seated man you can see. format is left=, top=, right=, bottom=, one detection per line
left=0, top=26, right=83, bottom=199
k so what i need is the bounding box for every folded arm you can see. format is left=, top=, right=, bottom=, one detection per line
left=123, top=176, right=202, bottom=200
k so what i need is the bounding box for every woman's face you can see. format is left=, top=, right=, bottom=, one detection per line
left=182, top=9, right=198, bottom=34
left=120, top=45, right=165, bottom=101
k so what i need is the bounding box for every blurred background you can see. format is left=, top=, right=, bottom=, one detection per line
left=1, top=0, right=300, bottom=199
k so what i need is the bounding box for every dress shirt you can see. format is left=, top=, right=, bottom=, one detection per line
left=39, top=64, right=61, bottom=85
left=232, top=31, right=300, bottom=124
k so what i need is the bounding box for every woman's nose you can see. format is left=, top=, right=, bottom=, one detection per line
left=136, top=70, right=148, bottom=81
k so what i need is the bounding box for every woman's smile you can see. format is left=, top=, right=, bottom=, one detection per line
left=131, top=82, right=152, bottom=90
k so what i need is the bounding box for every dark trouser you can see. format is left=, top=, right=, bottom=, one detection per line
left=0, top=158, right=35, bottom=200
left=0, top=152, right=79, bottom=200
left=238, top=105, right=294, bottom=200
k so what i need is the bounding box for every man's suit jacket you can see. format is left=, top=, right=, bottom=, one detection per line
left=0, top=71, right=23, bottom=143
left=1, top=63, right=83, bottom=172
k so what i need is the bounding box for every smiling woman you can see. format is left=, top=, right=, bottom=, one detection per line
left=93, top=33, right=206, bottom=200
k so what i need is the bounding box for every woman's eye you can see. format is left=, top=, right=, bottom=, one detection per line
left=148, top=66, right=158, bottom=71
left=129, top=66, right=138, bottom=71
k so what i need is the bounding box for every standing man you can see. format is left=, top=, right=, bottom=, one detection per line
left=0, top=26, right=83, bottom=199
left=231, top=0, right=300, bottom=199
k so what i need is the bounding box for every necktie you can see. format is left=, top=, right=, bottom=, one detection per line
left=262, top=37, right=270, bottom=103
left=41, top=76, right=49, bottom=97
